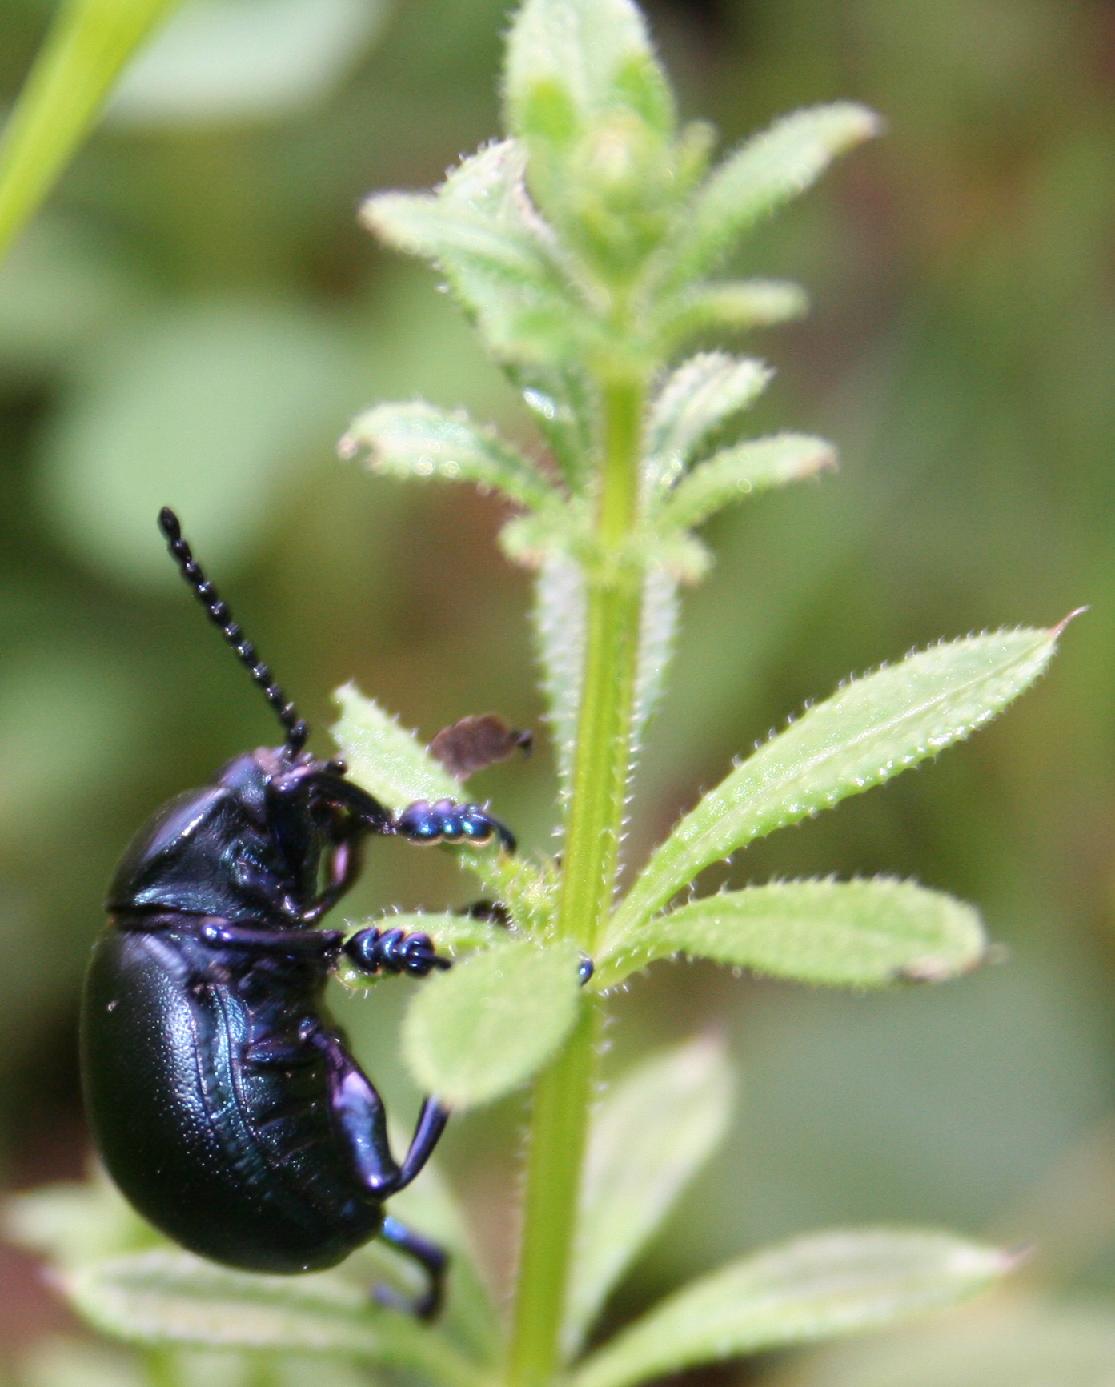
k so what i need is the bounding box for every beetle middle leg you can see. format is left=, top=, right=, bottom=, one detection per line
left=374, top=1215, right=448, bottom=1321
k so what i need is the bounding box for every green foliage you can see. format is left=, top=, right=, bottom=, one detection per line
left=0, top=0, right=183, bottom=261
left=62, top=1253, right=485, bottom=1387
left=569, top=1231, right=1013, bottom=1387
left=402, top=937, right=584, bottom=1106
left=15, top=1, right=1079, bottom=1385
left=566, top=1036, right=734, bottom=1353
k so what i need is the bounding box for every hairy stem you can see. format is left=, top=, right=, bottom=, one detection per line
left=507, top=371, right=646, bottom=1387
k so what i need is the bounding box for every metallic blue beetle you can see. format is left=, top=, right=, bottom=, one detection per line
left=81, top=509, right=515, bottom=1318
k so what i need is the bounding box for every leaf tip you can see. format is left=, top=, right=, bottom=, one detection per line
left=1050, top=605, right=1089, bottom=639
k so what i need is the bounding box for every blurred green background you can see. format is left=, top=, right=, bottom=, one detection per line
left=1, top=0, right=1113, bottom=1381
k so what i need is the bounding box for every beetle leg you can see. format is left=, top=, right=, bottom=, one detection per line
left=373, top=1215, right=448, bottom=1321
left=391, top=799, right=516, bottom=853
left=343, top=926, right=451, bottom=978
left=271, top=767, right=393, bottom=833
left=304, top=1027, right=450, bottom=1201
left=197, top=919, right=343, bottom=957
left=300, top=831, right=364, bottom=925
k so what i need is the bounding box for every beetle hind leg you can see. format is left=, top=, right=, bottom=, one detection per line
left=374, top=1215, right=448, bottom=1320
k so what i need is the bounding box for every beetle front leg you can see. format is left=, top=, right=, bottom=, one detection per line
left=391, top=798, right=516, bottom=853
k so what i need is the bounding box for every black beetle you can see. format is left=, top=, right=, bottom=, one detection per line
left=81, top=508, right=517, bottom=1319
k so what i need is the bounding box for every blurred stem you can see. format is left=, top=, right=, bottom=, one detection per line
left=507, top=368, right=646, bottom=1387
left=0, top=0, right=181, bottom=263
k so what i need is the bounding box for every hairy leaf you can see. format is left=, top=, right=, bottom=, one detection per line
left=330, top=683, right=550, bottom=918
left=402, top=938, right=583, bottom=1106
left=332, top=682, right=461, bottom=807
left=505, top=0, right=672, bottom=138
left=599, top=879, right=985, bottom=989
left=666, top=103, right=881, bottom=287
left=613, top=625, right=1066, bottom=932
left=566, top=1036, right=734, bottom=1352
left=653, top=434, right=836, bottom=532
left=571, top=1229, right=1014, bottom=1387
left=645, top=352, right=772, bottom=493
left=656, top=279, right=809, bottom=349
left=63, top=1253, right=482, bottom=1387
left=534, top=561, right=679, bottom=803
left=338, top=401, right=556, bottom=512
left=361, top=191, right=557, bottom=290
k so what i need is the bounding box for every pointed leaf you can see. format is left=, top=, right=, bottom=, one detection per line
left=505, top=0, right=672, bottom=139
left=613, top=625, right=1066, bottom=933
left=632, top=567, right=679, bottom=740
left=63, top=1252, right=482, bottom=1387
left=645, top=352, right=772, bottom=493
left=599, top=879, right=986, bottom=989
left=667, top=103, right=881, bottom=286
left=566, top=1036, right=734, bottom=1352
left=360, top=191, right=558, bottom=289
left=361, top=153, right=585, bottom=370
left=533, top=556, right=584, bottom=796
left=332, top=681, right=461, bottom=806
left=656, top=279, right=808, bottom=349
left=571, top=1229, right=1015, bottom=1387
left=654, top=434, right=836, bottom=532
left=403, top=938, right=583, bottom=1107
left=330, top=683, right=551, bottom=918
left=338, top=402, right=557, bottom=512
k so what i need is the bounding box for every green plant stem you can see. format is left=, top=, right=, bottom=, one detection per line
left=507, top=371, right=646, bottom=1387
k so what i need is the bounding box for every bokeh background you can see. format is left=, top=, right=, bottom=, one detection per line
left=1, top=0, right=1113, bottom=1381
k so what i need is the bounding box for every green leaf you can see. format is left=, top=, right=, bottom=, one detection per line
left=330, top=683, right=552, bottom=920
left=666, top=103, right=881, bottom=287
left=5, top=1171, right=153, bottom=1268
left=505, top=0, right=679, bottom=280
left=338, top=402, right=558, bottom=512
left=361, top=191, right=560, bottom=290
left=656, top=279, right=809, bottom=349
left=505, top=0, right=672, bottom=140
left=599, top=879, right=986, bottom=990
left=571, top=1229, right=1015, bottom=1387
left=332, top=682, right=461, bottom=807
left=402, top=938, right=584, bottom=1107
left=565, top=1036, right=734, bottom=1353
left=645, top=352, right=772, bottom=493
left=62, top=1252, right=482, bottom=1387
left=772, top=1301, right=1115, bottom=1387
left=0, top=0, right=182, bottom=263
left=534, top=561, right=678, bottom=803
left=653, top=434, right=836, bottom=532
left=612, top=624, right=1067, bottom=933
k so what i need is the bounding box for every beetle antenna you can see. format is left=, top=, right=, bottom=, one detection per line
left=157, top=507, right=309, bottom=754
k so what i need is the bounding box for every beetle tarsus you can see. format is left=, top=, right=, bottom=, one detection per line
left=374, top=1215, right=448, bottom=1320
left=344, top=926, right=452, bottom=977
left=392, top=798, right=517, bottom=853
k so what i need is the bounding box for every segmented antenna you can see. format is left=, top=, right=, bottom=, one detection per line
left=157, top=507, right=309, bottom=753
